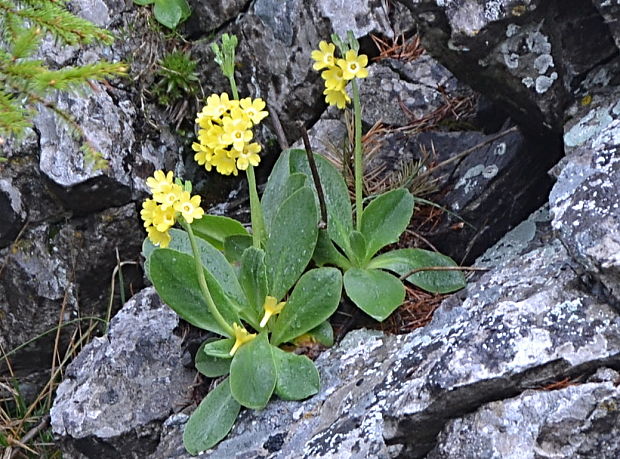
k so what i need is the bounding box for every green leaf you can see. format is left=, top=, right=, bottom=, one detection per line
left=344, top=268, right=404, bottom=321
left=146, top=229, right=249, bottom=311
left=348, top=230, right=367, bottom=266
left=261, top=149, right=306, bottom=232
left=203, top=338, right=234, bottom=359
left=368, top=248, right=466, bottom=293
left=238, top=247, right=268, bottom=321
left=191, top=215, right=248, bottom=251
left=132, top=0, right=154, bottom=5
left=295, top=320, right=334, bottom=347
left=183, top=378, right=240, bottom=454
left=289, top=150, right=353, bottom=252
left=178, top=0, right=191, bottom=20
left=195, top=339, right=231, bottom=377
left=149, top=248, right=238, bottom=336
left=262, top=150, right=292, bottom=221
left=313, top=229, right=351, bottom=270
left=230, top=333, right=276, bottom=409
left=273, top=347, right=320, bottom=401
left=224, top=234, right=253, bottom=265
left=361, top=189, right=414, bottom=260
left=153, top=0, right=185, bottom=29
left=265, top=187, right=318, bottom=300
left=271, top=268, right=342, bottom=346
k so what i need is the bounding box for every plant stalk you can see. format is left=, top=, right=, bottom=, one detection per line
left=226, top=70, right=265, bottom=248
left=246, top=165, right=266, bottom=248
left=228, top=76, right=239, bottom=100
left=352, top=78, right=363, bottom=231
left=181, top=218, right=234, bottom=337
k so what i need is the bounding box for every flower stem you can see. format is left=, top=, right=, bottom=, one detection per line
left=181, top=218, right=234, bottom=337
left=246, top=165, right=266, bottom=248
left=352, top=78, right=363, bottom=231
left=226, top=71, right=264, bottom=248
left=228, top=76, right=239, bottom=100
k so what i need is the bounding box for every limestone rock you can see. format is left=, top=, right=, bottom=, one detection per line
left=428, top=372, right=620, bottom=458
left=592, top=0, right=620, bottom=51
left=184, top=0, right=248, bottom=36
left=359, top=57, right=466, bottom=127
left=0, top=178, right=26, bottom=248
left=51, top=287, right=194, bottom=458
left=0, top=204, right=143, bottom=402
left=550, top=85, right=620, bottom=303
left=396, top=0, right=617, bottom=134
left=35, top=87, right=135, bottom=214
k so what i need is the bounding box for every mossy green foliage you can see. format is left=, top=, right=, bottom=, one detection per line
left=152, top=49, right=199, bottom=105
left=0, top=0, right=126, bottom=161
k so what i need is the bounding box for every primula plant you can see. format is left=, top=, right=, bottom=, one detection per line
left=293, top=33, right=465, bottom=320
left=141, top=34, right=342, bottom=454
left=140, top=32, right=465, bottom=454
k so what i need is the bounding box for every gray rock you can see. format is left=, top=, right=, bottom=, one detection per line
left=35, top=87, right=135, bottom=214
left=364, top=127, right=560, bottom=263
left=0, top=204, right=144, bottom=401
left=476, top=205, right=553, bottom=269
left=428, top=377, right=620, bottom=458
left=316, top=0, right=408, bottom=39
left=396, top=0, right=617, bottom=134
left=550, top=87, right=620, bottom=303
left=0, top=178, right=26, bottom=247
left=592, top=0, right=620, bottom=51
left=142, top=238, right=620, bottom=458
left=184, top=0, right=248, bottom=35
left=359, top=59, right=466, bottom=127
left=51, top=287, right=194, bottom=458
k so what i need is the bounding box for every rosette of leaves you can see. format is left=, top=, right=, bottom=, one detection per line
left=142, top=167, right=342, bottom=453
left=133, top=0, right=191, bottom=29
left=267, top=149, right=467, bottom=321
left=152, top=50, right=199, bottom=105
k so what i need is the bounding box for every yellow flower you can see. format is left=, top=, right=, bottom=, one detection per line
left=236, top=142, right=261, bottom=170
left=203, top=92, right=233, bottom=118
left=174, top=191, right=204, bottom=224
left=192, top=142, right=214, bottom=171
left=211, top=148, right=239, bottom=176
left=324, top=88, right=351, bottom=109
left=146, top=170, right=174, bottom=195
left=311, top=41, right=336, bottom=70
left=259, top=296, right=286, bottom=328
left=240, top=97, right=268, bottom=125
left=229, top=323, right=256, bottom=356
left=199, top=124, right=226, bottom=150
left=140, top=198, right=159, bottom=228
left=195, top=107, right=213, bottom=129
left=337, top=49, right=369, bottom=80
left=221, top=116, right=253, bottom=152
left=155, top=183, right=184, bottom=210
left=146, top=226, right=171, bottom=248
left=321, top=66, right=346, bottom=90
left=152, top=205, right=176, bottom=232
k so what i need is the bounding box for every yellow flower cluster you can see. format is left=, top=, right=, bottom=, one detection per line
left=311, top=41, right=369, bottom=109
left=141, top=170, right=205, bottom=248
left=192, top=93, right=268, bottom=176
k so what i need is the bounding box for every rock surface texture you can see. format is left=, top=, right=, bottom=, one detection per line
left=396, top=0, right=618, bottom=135
left=50, top=288, right=194, bottom=458
left=3, top=0, right=617, bottom=457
